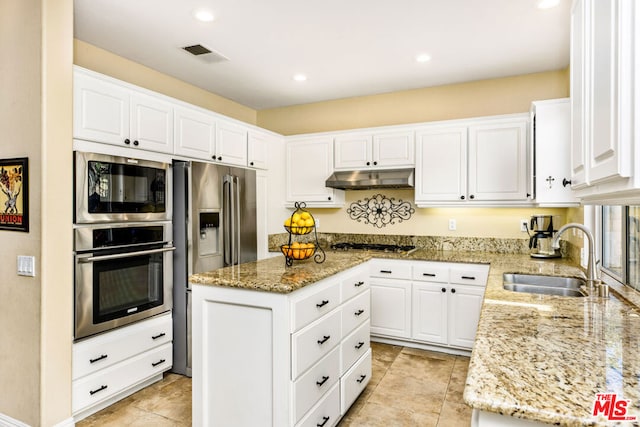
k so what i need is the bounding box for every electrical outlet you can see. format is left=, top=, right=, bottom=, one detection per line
left=448, top=219, right=456, bottom=231
left=315, top=218, right=320, bottom=229
left=520, top=219, right=528, bottom=232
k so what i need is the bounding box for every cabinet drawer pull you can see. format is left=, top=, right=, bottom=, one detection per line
left=317, top=416, right=330, bottom=427
left=355, top=341, right=365, bottom=350
left=89, top=385, right=108, bottom=395
left=316, top=300, right=329, bottom=308
left=151, top=332, right=166, bottom=340
left=354, top=309, right=365, bottom=316
left=356, top=374, right=367, bottom=383
left=89, top=354, right=108, bottom=364
left=422, top=273, right=436, bottom=277
left=380, top=270, right=392, bottom=274
left=461, top=276, right=476, bottom=280
left=316, top=375, right=330, bottom=387
left=355, top=281, right=365, bottom=287
left=151, top=359, right=166, bottom=367
left=317, top=335, right=331, bottom=345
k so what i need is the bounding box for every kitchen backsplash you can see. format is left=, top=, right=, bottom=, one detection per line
left=269, top=232, right=575, bottom=258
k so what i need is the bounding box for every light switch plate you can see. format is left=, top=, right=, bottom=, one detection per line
left=17, top=255, right=35, bottom=277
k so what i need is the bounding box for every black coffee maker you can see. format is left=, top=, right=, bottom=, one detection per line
left=528, top=215, right=561, bottom=258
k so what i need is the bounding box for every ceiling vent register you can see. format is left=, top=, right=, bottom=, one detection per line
left=181, top=44, right=229, bottom=64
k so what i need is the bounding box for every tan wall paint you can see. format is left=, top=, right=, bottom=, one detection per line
left=41, top=0, right=73, bottom=424
left=257, top=69, right=569, bottom=135
left=74, top=39, right=258, bottom=125
left=0, top=0, right=43, bottom=424
left=306, top=190, right=568, bottom=238
left=0, top=1, right=73, bottom=425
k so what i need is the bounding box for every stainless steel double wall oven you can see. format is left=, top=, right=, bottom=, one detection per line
left=73, top=151, right=174, bottom=340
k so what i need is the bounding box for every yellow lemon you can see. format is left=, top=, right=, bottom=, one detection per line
left=300, top=212, right=311, bottom=220
left=291, top=241, right=300, bottom=248
left=284, top=217, right=292, bottom=227
left=304, top=218, right=314, bottom=227
left=292, top=213, right=301, bottom=223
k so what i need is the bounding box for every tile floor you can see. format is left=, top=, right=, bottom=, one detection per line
left=77, top=342, right=472, bottom=427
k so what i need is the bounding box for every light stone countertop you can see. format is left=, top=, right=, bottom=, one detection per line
left=189, top=249, right=640, bottom=426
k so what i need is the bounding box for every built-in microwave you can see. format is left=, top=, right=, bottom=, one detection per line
left=74, top=151, right=171, bottom=224
left=74, top=222, right=174, bottom=340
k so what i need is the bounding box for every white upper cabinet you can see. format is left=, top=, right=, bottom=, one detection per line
left=415, top=115, right=530, bottom=206
left=334, top=130, right=414, bottom=170
left=174, top=105, right=215, bottom=160
left=570, top=0, right=639, bottom=203
left=286, top=137, right=345, bottom=207
left=247, top=131, right=270, bottom=170
left=468, top=118, right=529, bottom=201
left=531, top=99, right=579, bottom=206
left=74, top=68, right=173, bottom=154
left=215, top=120, right=248, bottom=167
left=415, top=127, right=467, bottom=202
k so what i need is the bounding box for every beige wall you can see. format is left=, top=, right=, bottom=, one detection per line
left=262, top=68, right=573, bottom=238
left=0, top=0, right=73, bottom=425
left=74, top=39, right=258, bottom=125
left=258, top=69, right=569, bottom=135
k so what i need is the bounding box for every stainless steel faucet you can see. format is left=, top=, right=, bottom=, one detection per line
left=552, top=223, right=599, bottom=287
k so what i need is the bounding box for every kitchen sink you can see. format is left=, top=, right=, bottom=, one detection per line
left=502, top=273, right=587, bottom=297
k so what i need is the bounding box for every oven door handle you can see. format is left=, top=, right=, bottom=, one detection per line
left=78, top=246, right=176, bottom=263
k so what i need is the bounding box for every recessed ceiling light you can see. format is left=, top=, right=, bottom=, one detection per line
left=415, top=53, right=432, bottom=63
left=292, top=74, right=307, bottom=82
left=536, top=0, right=560, bottom=9
left=193, top=9, right=215, bottom=22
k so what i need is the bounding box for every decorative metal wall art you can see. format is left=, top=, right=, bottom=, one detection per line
left=347, top=194, right=415, bottom=228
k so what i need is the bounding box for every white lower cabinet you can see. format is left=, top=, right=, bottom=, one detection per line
left=370, top=259, right=489, bottom=352
left=72, top=312, right=173, bottom=421
left=192, top=263, right=370, bottom=426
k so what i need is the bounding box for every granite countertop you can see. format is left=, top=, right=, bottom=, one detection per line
left=189, top=249, right=640, bottom=426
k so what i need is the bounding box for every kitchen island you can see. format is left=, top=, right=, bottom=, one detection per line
left=190, top=249, right=640, bottom=426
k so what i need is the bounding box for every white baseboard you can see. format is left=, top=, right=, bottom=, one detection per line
left=51, top=417, right=74, bottom=427
left=0, top=413, right=30, bottom=427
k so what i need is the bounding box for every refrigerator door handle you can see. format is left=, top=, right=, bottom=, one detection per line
left=223, top=176, right=232, bottom=266
left=234, top=176, right=241, bottom=265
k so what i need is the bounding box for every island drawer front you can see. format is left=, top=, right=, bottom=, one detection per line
left=292, top=309, right=342, bottom=379
left=450, top=265, right=489, bottom=286
left=341, top=320, right=370, bottom=375
left=291, top=281, right=341, bottom=332
left=412, top=263, right=450, bottom=283
left=341, top=289, right=370, bottom=337
left=295, top=382, right=340, bottom=427
left=341, top=267, right=369, bottom=302
left=73, top=312, right=172, bottom=380
left=341, top=349, right=372, bottom=414
left=72, top=342, right=172, bottom=414
left=369, top=260, right=412, bottom=280
left=294, top=346, right=340, bottom=423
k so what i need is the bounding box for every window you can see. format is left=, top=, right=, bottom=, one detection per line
left=601, top=206, right=640, bottom=291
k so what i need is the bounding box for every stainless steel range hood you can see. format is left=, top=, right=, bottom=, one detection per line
left=325, top=168, right=415, bottom=190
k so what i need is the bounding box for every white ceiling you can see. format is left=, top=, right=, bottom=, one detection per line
left=74, top=0, right=570, bottom=110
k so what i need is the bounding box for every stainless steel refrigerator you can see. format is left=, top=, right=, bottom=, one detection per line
left=172, top=160, right=257, bottom=376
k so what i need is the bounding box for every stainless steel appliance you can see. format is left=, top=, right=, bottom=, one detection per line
left=74, top=151, right=171, bottom=224
left=528, top=214, right=561, bottom=258
left=172, top=161, right=257, bottom=376
left=74, top=222, right=175, bottom=340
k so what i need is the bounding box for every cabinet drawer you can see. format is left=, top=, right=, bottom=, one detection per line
left=73, top=313, right=172, bottom=380
left=450, top=265, right=489, bottom=286
left=341, top=290, right=370, bottom=337
left=291, top=281, right=341, bottom=332
left=369, top=260, right=412, bottom=280
left=295, top=382, right=340, bottom=427
left=292, top=309, right=342, bottom=379
left=412, top=263, right=450, bottom=283
left=341, top=268, right=369, bottom=302
left=294, top=346, right=340, bottom=423
left=72, top=342, right=172, bottom=414
left=341, top=349, right=372, bottom=415
left=341, top=320, right=370, bottom=375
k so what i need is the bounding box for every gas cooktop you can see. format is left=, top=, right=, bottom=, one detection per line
left=330, top=242, right=416, bottom=253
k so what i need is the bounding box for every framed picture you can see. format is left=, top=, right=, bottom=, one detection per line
left=0, top=157, right=28, bottom=232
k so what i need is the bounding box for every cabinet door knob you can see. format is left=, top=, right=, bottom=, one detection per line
left=366, top=161, right=370, bottom=166
left=218, top=156, right=222, bottom=161
left=124, top=138, right=131, bottom=145
left=133, top=140, right=139, bottom=146
left=460, top=195, right=465, bottom=200
left=451, top=288, right=456, bottom=293
left=373, top=161, right=377, bottom=166
left=212, top=155, right=216, bottom=160
left=441, top=287, right=446, bottom=292
left=562, top=178, right=572, bottom=187
left=328, top=196, right=332, bottom=201
left=469, top=195, right=475, bottom=200
left=250, top=161, right=254, bottom=166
